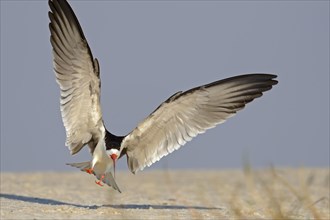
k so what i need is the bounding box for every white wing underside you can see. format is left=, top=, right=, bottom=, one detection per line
left=49, top=0, right=103, bottom=154
left=49, top=1, right=277, bottom=174
left=122, top=74, right=277, bottom=173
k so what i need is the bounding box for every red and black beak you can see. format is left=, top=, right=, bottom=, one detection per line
left=110, top=154, right=118, bottom=178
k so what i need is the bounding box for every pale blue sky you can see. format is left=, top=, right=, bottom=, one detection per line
left=1, top=1, right=329, bottom=171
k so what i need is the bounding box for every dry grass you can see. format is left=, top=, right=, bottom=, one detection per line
left=228, top=163, right=329, bottom=219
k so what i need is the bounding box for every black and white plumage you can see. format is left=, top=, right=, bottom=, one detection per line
left=122, top=74, right=277, bottom=174
left=49, top=0, right=121, bottom=191
left=49, top=0, right=277, bottom=192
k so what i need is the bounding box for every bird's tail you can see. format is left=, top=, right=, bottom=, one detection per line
left=66, top=161, right=121, bottom=193
left=66, top=161, right=92, bottom=172
left=102, top=171, right=122, bottom=193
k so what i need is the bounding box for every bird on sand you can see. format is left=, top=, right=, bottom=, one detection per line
left=49, top=0, right=278, bottom=193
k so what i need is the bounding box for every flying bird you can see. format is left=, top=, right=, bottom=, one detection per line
left=49, top=0, right=278, bottom=193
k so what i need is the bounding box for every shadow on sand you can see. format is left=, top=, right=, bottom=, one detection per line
left=0, top=193, right=222, bottom=210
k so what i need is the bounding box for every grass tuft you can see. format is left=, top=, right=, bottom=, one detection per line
left=228, top=161, right=329, bottom=219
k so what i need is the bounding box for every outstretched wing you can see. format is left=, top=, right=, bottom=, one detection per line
left=49, top=0, right=103, bottom=155
left=121, top=74, right=278, bottom=173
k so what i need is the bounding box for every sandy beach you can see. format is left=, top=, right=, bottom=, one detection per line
left=1, top=168, right=329, bottom=219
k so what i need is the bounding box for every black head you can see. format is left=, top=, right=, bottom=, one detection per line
left=104, top=129, right=126, bottom=158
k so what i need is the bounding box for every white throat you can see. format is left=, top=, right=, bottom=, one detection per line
left=107, top=149, right=119, bottom=157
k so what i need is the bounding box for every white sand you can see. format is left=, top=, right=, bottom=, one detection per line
left=1, top=168, right=329, bottom=219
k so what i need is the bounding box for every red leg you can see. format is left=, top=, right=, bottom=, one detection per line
left=85, top=168, right=93, bottom=174
left=95, top=175, right=105, bottom=186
